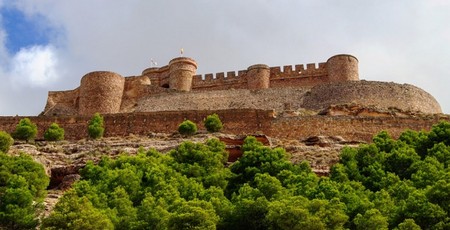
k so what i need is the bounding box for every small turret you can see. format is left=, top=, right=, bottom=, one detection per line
left=247, top=64, right=270, bottom=89
left=168, top=57, right=198, bottom=91
left=326, top=54, right=359, bottom=82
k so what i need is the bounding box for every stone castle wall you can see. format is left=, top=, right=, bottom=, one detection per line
left=0, top=109, right=446, bottom=142
left=133, top=81, right=441, bottom=114
left=302, top=81, right=442, bottom=113
left=43, top=54, right=363, bottom=116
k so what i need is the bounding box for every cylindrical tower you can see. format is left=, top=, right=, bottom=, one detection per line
left=326, top=54, right=359, bottom=82
left=79, top=71, right=125, bottom=115
left=247, top=64, right=270, bottom=89
left=168, top=57, right=197, bottom=91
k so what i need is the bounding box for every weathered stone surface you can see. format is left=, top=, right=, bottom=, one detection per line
left=40, top=54, right=441, bottom=116
left=303, top=81, right=442, bottom=114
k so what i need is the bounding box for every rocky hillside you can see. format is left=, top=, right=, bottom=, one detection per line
left=8, top=132, right=362, bottom=217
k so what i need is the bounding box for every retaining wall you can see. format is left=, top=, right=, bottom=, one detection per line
left=0, top=109, right=445, bottom=142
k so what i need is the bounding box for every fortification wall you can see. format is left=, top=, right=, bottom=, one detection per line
left=0, top=110, right=445, bottom=142
left=303, top=81, right=442, bottom=114
left=269, top=115, right=445, bottom=141
left=135, top=88, right=309, bottom=113
left=43, top=88, right=79, bottom=116
left=120, top=75, right=152, bottom=111
left=189, top=61, right=331, bottom=91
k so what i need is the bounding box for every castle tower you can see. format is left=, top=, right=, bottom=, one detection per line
left=326, top=54, right=359, bottom=82
left=247, top=64, right=270, bottom=89
left=168, top=57, right=198, bottom=91
left=79, top=71, right=125, bottom=115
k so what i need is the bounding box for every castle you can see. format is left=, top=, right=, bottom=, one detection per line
left=42, top=54, right=441, bottom=116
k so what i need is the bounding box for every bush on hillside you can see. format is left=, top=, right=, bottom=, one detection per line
left=178, top=120, right=197, bottom=136
left=13, top=118, right=37, bottom=142
left=88, top=113, right=104, bottom=139
left=44, top=123, right=65, bottom=141
left=0, top=131, right=13, bottom=153
left=204, top=113, right=223, bottom=133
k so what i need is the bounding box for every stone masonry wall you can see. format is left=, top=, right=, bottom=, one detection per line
left=43, top=89, right=80, bottom=116
left=79, top=71, right=125, bottom=115
left=303, top=81, right=442, bottom=113
left=0, top=109, right=446, bottom=142
left=135, top=88, right=309, bottom=113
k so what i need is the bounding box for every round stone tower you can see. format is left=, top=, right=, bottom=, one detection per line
left=247, top=64, right=270, bottom=89
left=326, top=54, right=359, bottom=82
left=79, top=71, right=125, bottom=115
left=168, top=57, right=197, bottom=91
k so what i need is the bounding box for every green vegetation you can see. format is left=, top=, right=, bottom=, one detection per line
left=13, top=118, right=37, bottom=142
left=0, top=131, right=13, bottom=153
left=88, top=113, right=104, bottom=139
left=0, top=153, right=49, bottom=229
left=44, top=123, right=65, bottom=141
left=38, top=121, right=450, bottom=229
left=204, top=113, right=223, bottom=133
left=178, top=120, right=197, bottom=136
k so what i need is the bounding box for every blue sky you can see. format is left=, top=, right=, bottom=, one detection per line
left=0, top=1, right=449, bottom=116
left=1, top=7, right=51, bottom=54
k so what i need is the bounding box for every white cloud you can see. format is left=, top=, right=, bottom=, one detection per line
left=1, top=0, right=450, bottom=115
left=8, top=45, right=59, bottom=88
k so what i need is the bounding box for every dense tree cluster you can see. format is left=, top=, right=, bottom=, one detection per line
left=0, top=153, right=49, bottom=229
left=42, top=122, right=450, bottom=229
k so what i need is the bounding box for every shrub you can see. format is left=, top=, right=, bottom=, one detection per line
left=178, top=120, right=197, bottom=136
left=204, top=113, right=223, bottom=133
left=44, top=123, right=65, bottom=141
left=13, top=118, right=37, bottom=142
left=0, top=131, right=13, bottom=153
left=88, top=113, right=104, bottom=139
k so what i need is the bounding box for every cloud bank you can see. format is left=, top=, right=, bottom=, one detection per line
left=0, top=0, right=449, bottom=115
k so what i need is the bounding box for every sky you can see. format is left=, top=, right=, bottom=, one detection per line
left=0, top=0, right=449, bottom=116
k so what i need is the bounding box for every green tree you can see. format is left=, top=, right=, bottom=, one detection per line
left=0, top=131, right=13, bottom=153
left=353, top=209, right=389, bottom=230
left=44, top=123, right=65, bottom=141
left=13, top=118, right=37, bottom=142
left=396, top=219, right=421, bottom=230
left=178, top=120, right=197, bottom=136
left=88, top=113, right=104, bottom=139
left=204, top=113, right=223, bottom=133
left=400, top=190, right=447, bottom=228
left=167, top=199, right=219, bottom=230
left=42, top=192, right=114, bottom=230
left=227, top=184, right=270, bottom=230
left=0, top=153, right=49, bottom=229
left=227, top=136, right=294, bottom=196
left=170, top=139, right=231, bottom=189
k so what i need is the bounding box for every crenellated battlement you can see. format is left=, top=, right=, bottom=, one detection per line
left=42, top=54, right=363, bottom=116
left=270, top=62, right=327, bottom=78
left=180, top=59, right=334, bottom=91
